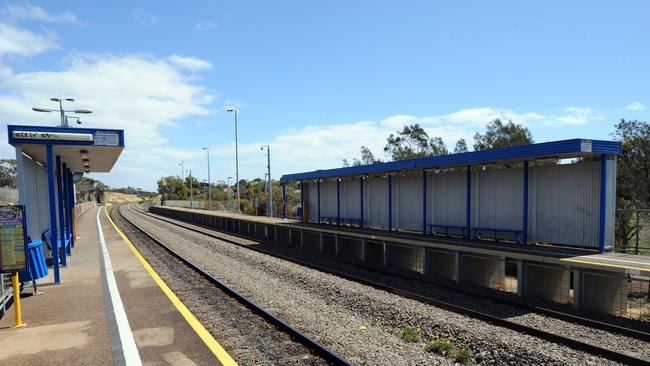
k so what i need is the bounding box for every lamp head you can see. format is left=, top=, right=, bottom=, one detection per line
left=226, top=108, right=236, bottom=113
left=32, top=107, right=52, bottom=112
left=50, top=98, right=60, bottom=102
left=66, top=98, right=75, bottom=102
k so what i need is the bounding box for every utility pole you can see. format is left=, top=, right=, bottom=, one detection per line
left=260, top=145, right=272, bottom=217
left=179, top=161, right=184, bottom=180
left=187, top=169, right=193, bottom=209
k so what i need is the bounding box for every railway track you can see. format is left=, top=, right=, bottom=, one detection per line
left=109, top=204, right=353, bottom=366
left=132, top=204, right=650, bottom=365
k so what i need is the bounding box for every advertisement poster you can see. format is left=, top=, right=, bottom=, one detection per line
left=0, top=205, right=27, bottom=273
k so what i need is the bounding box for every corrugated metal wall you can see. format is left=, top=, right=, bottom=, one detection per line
left=340, top=178, right=360, bottom=220
left=394, top=172, right=422, bottom=231
left=428, top=170, right=465, bottom=227
left=366, top=175, right=389, bottom=228
left=17, top=147, right=55, bottom=243
left=306, top=182, right=318, bottom=222
left=300, top=160, right=612, bottom=249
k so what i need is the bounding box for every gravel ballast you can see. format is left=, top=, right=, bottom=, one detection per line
left=124, top=205, right=641, bottom=365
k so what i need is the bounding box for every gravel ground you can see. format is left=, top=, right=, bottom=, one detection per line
left=122, top=205, right=637, bottom=366
left=112, top=206, right=331, bottom=366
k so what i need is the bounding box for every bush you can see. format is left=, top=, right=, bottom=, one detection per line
left=424, top=338, right=453, bottom=354
left=401, top=326, right=420, bottom=343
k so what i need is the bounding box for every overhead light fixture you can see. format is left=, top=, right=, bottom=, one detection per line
left=80, top=150, right=88, bottom=159
left=82, top=158, right=89, bottom=163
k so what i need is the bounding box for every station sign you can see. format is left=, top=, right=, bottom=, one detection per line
left=12, top=131, right=93, bottom=142
left=0, top=205, right=28, bottom=273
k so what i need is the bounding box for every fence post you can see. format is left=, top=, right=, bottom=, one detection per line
left=636, top=210, right=640, bottom=255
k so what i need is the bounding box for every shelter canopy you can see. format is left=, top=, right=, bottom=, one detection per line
left=281, top=138, right=622, bottom=181
left=7, top=125, right=124, bottom=173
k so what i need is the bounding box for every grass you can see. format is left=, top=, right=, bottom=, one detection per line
left=401, top=326, right=420, bottom=343
left=424, top=338, right=474, bottom=365
left=640, top=309, right=650, bottom=321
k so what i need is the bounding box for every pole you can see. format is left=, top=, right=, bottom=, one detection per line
left=206, top=149, right=212, bottom=210
left=189, top=169, right=193, bottom=209
left=179, top=161, right=184, bottom=181
left=12, top=273, right=24, bottom=328
left=59, top=99, right=65, bottom=127
left=46, top=145, right=60, bottom=284
left=266, top=146, right=272, bottom=217
left=234, top=110, right=241, bottom=212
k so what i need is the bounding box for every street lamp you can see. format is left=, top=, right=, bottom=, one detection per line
left=32, top=97, right=92, bottom=127
left=227, top=176, right=233, bottom=210
left=178, top=161, right=184, bottom=180
left=202, top=147, right=212, bottom=209
left=186, top=169, right=193, bottom=209
left=226, top=108, right=241, bottom=213
left=260, top=145, right=272, bottom=217
left=66, top=116, right=83, bottom=125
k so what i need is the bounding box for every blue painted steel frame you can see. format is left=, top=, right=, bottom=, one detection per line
left=56, top=156, right=67, bottom=267
left=46, top=145, right=60, bottom=283
left=282, top=184, right=287, bottom=219
left=422, top=170, right=427, bottom=234
left=360, top=177, right=364, bottom=229
left=522, top=161, right=529, bottom=245
left=599, top=154, right=607, bottom=253
left=281, top=138, right=622, bottom=182
left=388, top=174, right=392, bottom=231
left=62, top=163, right=71, bottom=255
left=336, top=179, right=341, bottom=225
left=465, top=166, right=471, bottom=239
left=317, top=180, right=321, bottom=223
left=67, top=169, right=75, bottom=248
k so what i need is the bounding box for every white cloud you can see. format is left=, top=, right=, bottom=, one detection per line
left=131, top=8, right=158, bottom=26
left=167, top=54, right=213, bottom=71
left=0, top=53, right=217, bottom=189
left=626, top=102, right=646, bottom=111
left=194, top=21, right=218, bottom=31
left=0, top=21, right=58, bottom=58
left=3, top=4, right=80, bottom=24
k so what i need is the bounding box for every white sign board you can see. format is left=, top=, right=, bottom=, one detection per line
left=12, top=131, right=93, bottom=142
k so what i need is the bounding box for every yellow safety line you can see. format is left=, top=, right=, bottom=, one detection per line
left=104, top=206, right=238, bottom=366
left=560, top=257, right=649, bottom=272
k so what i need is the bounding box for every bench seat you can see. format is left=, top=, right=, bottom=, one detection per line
left=427, top=224, right=467, bottom=237
left=472, top=227, right=523, bottom=243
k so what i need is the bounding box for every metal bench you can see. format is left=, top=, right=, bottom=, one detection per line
left=42, top=229, right=71, bottom=261
left=427, top=224, right=467, bottom=237
left=472, top=227, right=524, bottom=244
left=320, top=217, right=361, bottom=227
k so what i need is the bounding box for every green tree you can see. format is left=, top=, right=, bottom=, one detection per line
left=0, top=159, right=17, bottom=187
left=76, top=177, right=107, bottom=203
left=473, top=119, right=533, bottom=151
left=613, top=119, right=650, bottom=251
left=384, top=123, right=448, bottom=160
left=157, top=176, right=189, bottom=201
left=360, top=146, right=381, bottom=165
left=453, top=138, right=469, bottom=154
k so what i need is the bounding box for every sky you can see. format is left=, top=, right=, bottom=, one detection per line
left=0, top=1, right=648, bottom=191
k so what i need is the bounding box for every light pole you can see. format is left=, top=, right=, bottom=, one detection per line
left=179, top=161, right=184, bottom=180
left=32, top=98, right=92, bottom=127
left=65, top=116, right=83, bottom=125
left=227, top=176, right=233, bottom=210
left=202, top=147, right=212, bottom=209
left=186, top=169, right=193, bottom=208
left=260, top=145, right=272, bottom=217
left=226, top=108, right=241, bottom=213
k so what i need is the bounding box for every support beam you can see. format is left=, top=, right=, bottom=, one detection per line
left=522, top=161, right=529, bottom=245
left=336, top=178, right=340, bottom=226
left=317, top=179, right=321, bottom=224
left=282, top=183, right=287, bottom=219
left=46, top=145, right=60, bottom=283
left=465, top=166, right=471, bottom=239
left=598, top=154, right=607, bottom=253
left=63, top=165, right=72, bottom=254
left=422, top=170, right=427, bottom=235
left=56, top=156, right=67, bottom=267
left=388, top=174, right=392, bottom=231
left=360, top=177, right=364, bottom=229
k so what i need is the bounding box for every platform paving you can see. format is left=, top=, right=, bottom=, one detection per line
left=0, top=205, right=222, bottom=365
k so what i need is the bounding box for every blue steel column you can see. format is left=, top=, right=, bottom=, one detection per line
left=56, top=156, right=67, bottom=266
left=282, top=183, right=287, bottom=219
left=522, top=161, right=529, bottom=245
left=300, top=180, right=304, bottom=221
left=46, top=145, right=60, bottom=283
left=336, top=178, right=341, bottom=226
left=317, top=179, right=321, bottom=223
left=465, top=166, right=471, bottom=239
left=67, top=168, right=75, bottom=248
left=422, top=170, right=427, bottom=235
left=598, top=154, right=607, bottom=253
left=388, top=174, right=392, bottom=231
left=360, top=177, right=364, bottom=229
left=62, top=163, right=71, bottom=255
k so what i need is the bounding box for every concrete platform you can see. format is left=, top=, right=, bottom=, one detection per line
left=157, top=206, right=650, bottom=276
left=0, top=205, right=231, bottom=365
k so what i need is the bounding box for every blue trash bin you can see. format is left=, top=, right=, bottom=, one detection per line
left=18, top=240, right=48, bottom=282
left=296, top=205, right=303, bottom=219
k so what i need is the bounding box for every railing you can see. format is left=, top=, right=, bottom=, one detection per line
left=616, top=209, right=650, bottom=255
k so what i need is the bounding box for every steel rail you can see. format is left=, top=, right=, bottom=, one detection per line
left=139, top=205, right=650, bottom=365
left=111, top=205, right=353, bottom=366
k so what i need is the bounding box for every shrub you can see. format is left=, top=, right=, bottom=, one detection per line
left=401, top=326, right=420, bottom=343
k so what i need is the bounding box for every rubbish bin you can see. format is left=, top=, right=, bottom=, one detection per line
left=19, top=240, right=48, bottom=282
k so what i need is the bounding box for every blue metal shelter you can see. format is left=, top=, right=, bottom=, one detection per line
left=7, top=124, right=125, bottom=283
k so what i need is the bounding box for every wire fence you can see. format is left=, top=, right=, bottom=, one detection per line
left=616, top=209, right=650, bottom=255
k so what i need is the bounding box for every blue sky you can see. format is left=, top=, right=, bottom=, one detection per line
left=0, top=1, right=648, bottom=190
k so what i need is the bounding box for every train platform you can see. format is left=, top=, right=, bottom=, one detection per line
left=155, top=206, right=650, bottom=275
left=0, top=205, right=235, bottom=365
